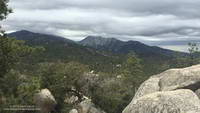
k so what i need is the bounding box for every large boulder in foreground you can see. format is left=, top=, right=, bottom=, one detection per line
left=123, top=64, right=200, bottom=113
left=134, top=64, right=200, bottom=99
left=159, top=65, right=200, bottom=91
left=123, top=89, right=200, bottom=113
left=34, top=89, right=57, bottom=113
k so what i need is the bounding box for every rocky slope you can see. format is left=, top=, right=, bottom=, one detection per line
left=123, top=64, right=200, bottom=113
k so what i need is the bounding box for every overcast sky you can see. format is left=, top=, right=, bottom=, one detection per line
left=2, top=0, right=200, bottom=52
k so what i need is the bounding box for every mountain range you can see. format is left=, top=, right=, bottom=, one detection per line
left=9, top=30, right=186, bottom=56
left=8, top=30, right=187, bottom=74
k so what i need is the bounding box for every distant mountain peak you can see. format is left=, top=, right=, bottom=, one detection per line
left=15, top=30, right=36, bottom=34
left=18, top=30, right=32, bottom=33
left=86, top=36, right=104, bottom=39
left=80, top=36, right=120, bottom=47
left=84, top=36, right=119, bottom=41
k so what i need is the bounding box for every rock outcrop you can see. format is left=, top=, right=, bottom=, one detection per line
left=69, top=99, right=105, bottom=113
left=34, top=89, right=57, bottom=113
left=123, top=64, right=200, bottom=113
left=69, top=109, right=79, bottom=113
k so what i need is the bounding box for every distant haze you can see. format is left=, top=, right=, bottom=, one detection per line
left=2, top=0, right=200, bottom=52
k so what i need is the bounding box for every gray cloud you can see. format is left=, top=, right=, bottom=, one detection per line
left=9, top=0, right=200, bottom=18
left=2, top=0, right=200, bottom=52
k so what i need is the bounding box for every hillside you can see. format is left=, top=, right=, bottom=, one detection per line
left=8, top=30, right=188, bottom=75
left=8, top=30, right=122, bottom=72
left=79, top=36, right=190, bottom=75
